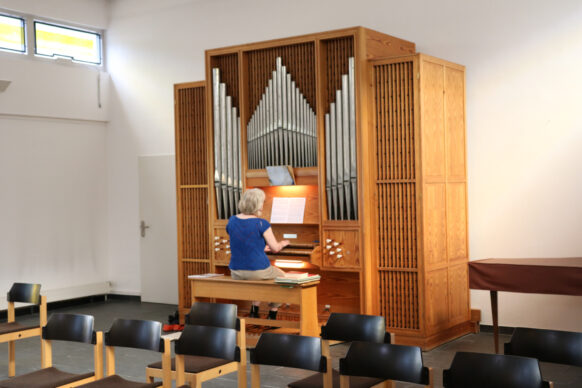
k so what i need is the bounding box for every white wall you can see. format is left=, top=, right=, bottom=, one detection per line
left=0, top=0, right=110, bottom=300
left=106, top=0, right=582, bottom=330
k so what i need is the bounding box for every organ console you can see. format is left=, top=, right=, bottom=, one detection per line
left=174, top=26, right=472, bottom=349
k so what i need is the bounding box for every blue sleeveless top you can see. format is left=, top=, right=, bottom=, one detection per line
left=226, top=216, right=271, bottom=270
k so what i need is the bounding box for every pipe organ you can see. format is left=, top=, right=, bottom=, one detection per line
left=174, top=27, right=473, bottom=349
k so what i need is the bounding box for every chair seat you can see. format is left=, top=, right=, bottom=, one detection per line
left=0, top=367, right=94, bottom=388
left=289, top=369, right=385, bottom=388
left=0, top=322, right=39, bottom=335
left=148, top=355, right=232, bottom=373
left=78, top=375, right=162, bottom=388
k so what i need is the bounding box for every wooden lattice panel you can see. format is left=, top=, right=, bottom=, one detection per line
left=246, top=43, right=316, bottom=118
left=379, top=271, right=419, bottom=329
left=374, top=61, right=415, bottom=181
left=181, top=188, right=209, bottom=259
left=210, top=54, right=239, bottom=108
left=376, top=183, right=417, bottom=269
left=322, top=36, right=354, bottom=113
left=175, top=82, right=210, bottom=311
left=374, top=60, right=419, bottom=331
left=176, top=86, right=207, bottom=185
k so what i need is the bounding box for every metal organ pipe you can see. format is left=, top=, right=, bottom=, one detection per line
left=324, top=57, right=358, bottom=220
left=246, top=57, right=317, bottom=169
left=212, top=68, right=242, bottom=219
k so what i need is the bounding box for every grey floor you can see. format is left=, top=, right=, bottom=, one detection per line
left=1, top=298, right=580, bottom=387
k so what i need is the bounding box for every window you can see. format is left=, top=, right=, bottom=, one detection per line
left=0, top=13, right=25, bottom=53
left=34, top=21, right=101, bottom=65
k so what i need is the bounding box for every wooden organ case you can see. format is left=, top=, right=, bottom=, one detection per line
left=174, top=27, right=473, bottom=349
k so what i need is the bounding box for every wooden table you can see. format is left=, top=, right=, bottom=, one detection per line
left=189, top=276, right=320, bottom=336
left=469, top=257, right=582, bottom=353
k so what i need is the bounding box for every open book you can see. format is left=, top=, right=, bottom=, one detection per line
left=275, top=273, right=321, bottom=284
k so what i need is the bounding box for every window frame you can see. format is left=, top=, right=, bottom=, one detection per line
left=33, top=20, right=102, bottom=65
left=0, top=7, right=105, bottom=69
left=0, top=12, right=27, bottom=54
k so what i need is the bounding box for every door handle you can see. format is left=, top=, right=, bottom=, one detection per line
left=140, top=220, right=150, bottom=237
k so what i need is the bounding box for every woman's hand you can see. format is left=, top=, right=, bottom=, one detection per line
left=263, top=228, right=290, bottom=253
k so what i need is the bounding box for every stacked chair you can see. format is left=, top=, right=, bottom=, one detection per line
left=0, top=313, right=102, bottom=387
left=443, top=352, right=552, bottom=388
left=0, top=283, right=46, bottom=377
left=146, top=302, right=247, bottom=388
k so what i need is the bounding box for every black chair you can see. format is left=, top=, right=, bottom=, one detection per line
left=0, top=313, right=103, bottom=387
left=78, top=318, right=170, bottom=388
left=289, top=312, right=391, bottom=388
left=171, top=324, right=241, bottom=388
left=505, top=327, right=582, bottom=366
left=0, top=283, right=47, bottom=377
left=443, top=352, right=552, bottom=388
left=250, top=332, right=329, bottom=388
left=145, top=302, right=247, bottom=387
left=338, top=341, right=433, bottom=387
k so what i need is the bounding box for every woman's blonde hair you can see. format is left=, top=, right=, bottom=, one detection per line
left=238, top=188, right=266, bottom=215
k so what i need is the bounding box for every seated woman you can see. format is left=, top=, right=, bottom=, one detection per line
left=227, top=188, right=290, bottom=319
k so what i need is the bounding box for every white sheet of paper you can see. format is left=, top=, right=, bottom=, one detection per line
left=270, top=197, right=306, bottom=224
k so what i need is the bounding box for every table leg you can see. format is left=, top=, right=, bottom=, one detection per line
left=490, top=290, right=499, bottom=353
left=299, top=286, right=319, bottom=336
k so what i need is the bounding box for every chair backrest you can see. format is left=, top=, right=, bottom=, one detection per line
left=7, top=283, right=41, bottom=304
left=340, top=341, right=430, bottom=385
left=443, top=352, right=551, bottom=388
left=186, top=302, right=238, bottom=329
left=43, top=313, right=95, bottom=343
left=250, top=333, right=326, bottom=372
left=175, top=324, right=239, bottom=361
left=320, top=312, right=388, bottom=343
left=105, top=319, right=163, bottom=352
left=505, top=327, right=582, bottom=366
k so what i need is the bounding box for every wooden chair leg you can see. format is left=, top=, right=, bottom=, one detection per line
left=8, top=340, right=15, bottom=376
left=339, top=375, right=350, bottom=388
left=251, top=364, right=261, bottom=388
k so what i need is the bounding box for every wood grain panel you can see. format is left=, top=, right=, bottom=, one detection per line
left=423, top=183, right=447, bottom=268
left=445, top=66, right=466, bottom=181
left=448, top=263, right=469, bottom=325
left=212, top=227, right=230, bottom=266
left=446, top=182, right=467, bottom=262
left=420, top=61, right=445, bottom=180
left=364, top=28, right=416, bottom=59
left=181, top=188, right=210, bottom=259
left=323, top=229, right=359, bottom=269
left=261, top=185, right=319, bottom=225
left=317, top=271, right=360, bottom=313
left=425, top=269, right=448, bottom=332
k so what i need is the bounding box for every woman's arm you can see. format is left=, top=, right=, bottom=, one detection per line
left=263, top=227, right=290, bottom=253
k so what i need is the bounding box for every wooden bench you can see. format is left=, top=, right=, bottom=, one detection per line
left=189, top=276, right=319, bottom=336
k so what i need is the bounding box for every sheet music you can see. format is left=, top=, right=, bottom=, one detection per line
left=270, top=197, right=306, bottom=224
